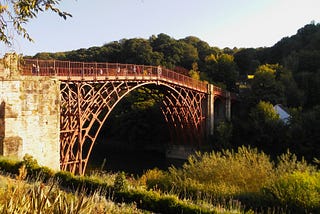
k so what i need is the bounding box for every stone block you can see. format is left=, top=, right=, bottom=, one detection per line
left=1, top=136, right=22, bottom=156
left=0, top=69, right=61, bottom=171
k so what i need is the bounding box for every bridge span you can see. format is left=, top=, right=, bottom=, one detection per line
left=1, top=54, right=235, bottom=175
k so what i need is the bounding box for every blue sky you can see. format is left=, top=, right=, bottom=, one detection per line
left=1, top=0, right=320, bottom=56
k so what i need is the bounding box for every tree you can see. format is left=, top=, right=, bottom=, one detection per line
left=249, top=101, right=287, bottom=154
left=251, top=64, right=285, bottom=105
left=149, top=33, right=180, bottom=68
left=250, top=101, right=280, bottom=124
left=287, top=105, right=320, bottom=160
left=181, top=36, right=216, bottom=71
left=277, top=66, right=304, bottom=107
left=204, top=53, right=239, bottom=91
left=178, top=41, right=199, bottom=69
left=188, top=62, right=200, bottom=80
left=234, top=48, right=260, bottom=75
left=0, top=0, right=71, bottom=45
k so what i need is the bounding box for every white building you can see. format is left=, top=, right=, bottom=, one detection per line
left=274, top=104, right=290, bottom=124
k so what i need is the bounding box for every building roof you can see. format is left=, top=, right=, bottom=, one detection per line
left=274, top=104, right=290, bottom=124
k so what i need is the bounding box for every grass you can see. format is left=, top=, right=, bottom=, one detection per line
left=139, top=146, right=320, bottom=213
left=0, top=170, right=146, bottom=214
left=0, top=146, right=319, bottom=213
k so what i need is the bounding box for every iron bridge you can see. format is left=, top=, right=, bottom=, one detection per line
left=20, top=59, right=233, bottom=175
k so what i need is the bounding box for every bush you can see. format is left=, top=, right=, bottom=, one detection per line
left=182, top=146, right=274, bottom=192
left=0, top=156, right=230, bottom=213
left=115, top=188, right=218, bottom=214
left=114, top=172, right=128, bottom=192
left=140, top=146, right=320, bottom=212
left=275, top=151, right=317, bottom=175
left=0, top=156, right=23, bottom=174
left=158, top=146, right=274, bottom=198
left=263, top=171, right=320, bottom=212
left=140, top=168, right=172, bottom=191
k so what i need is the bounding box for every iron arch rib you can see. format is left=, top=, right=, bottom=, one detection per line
left=160, top=85, right=206, bottom=145
left=60, top=80, right=146, bottom=175
left=60, top=80, right=207, bottom=175
left=19, top=59, right=236, bottom=176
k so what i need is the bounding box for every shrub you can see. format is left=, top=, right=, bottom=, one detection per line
left=264, top=171, right=320, bottom=212
left=115, top=188, right=220, bottom=214
left=168, top=146, right=274, bottom=194
left=114, top=172, right=128, bottom=192
left=0, top=156, right=23, bottom=174
left=0, top=175, right=143, bottom=213
left=140, top=168, right=172, bottom=191
left=275, top=151, right=317, bottom=175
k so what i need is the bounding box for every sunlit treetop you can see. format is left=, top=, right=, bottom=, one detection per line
left=0, top=0, right=71, bottom=45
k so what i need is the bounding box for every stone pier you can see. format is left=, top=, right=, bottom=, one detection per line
left=0, top=53, right=60, bottom=170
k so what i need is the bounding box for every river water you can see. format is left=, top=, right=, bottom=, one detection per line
left=87, top=141, right=186, bottom=176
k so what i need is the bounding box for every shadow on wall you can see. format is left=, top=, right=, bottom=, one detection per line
left=0, top=101, right=22, bottom=156
left=0, top=101, right=5, bottom=154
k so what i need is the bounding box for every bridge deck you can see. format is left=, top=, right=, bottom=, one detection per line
left=20, top=59, right=229, bottom=96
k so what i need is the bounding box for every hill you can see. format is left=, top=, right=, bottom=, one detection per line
left=27, top=22, right=320, bottom=160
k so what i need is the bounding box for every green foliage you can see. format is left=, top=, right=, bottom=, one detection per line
left=188, top=62, right=200, bottom=80
left=140, top=147, right=320, bottom=212
left=142, top=146, right=274, bottom=201
left=250, top=101, right=280, bottom=124
left=0, top=156, right=23, bottom=174
left=234, top=48, right=260, bottom=75
left=0, top=175, right=143, bottom=213
left=105, top=87, right=169, bottom=145
left=251, top=64, right=285, bottom=105
left=275, top=151, right=317, bottom=175
left=115, top=188, right=224, bottom=214
left=22, top=153, right=39, bottom=169
left=0, top=156, right=239, bottom=213
left=247, top=101, right=289, bottom=154
left=122, top=38, right=162, bottom=65
left=277, top=67, right=304, bottom=107
left=286, top=105, right=320, bottom=160
left=139, top=168, right=169, bottom=190
left=264, top=171, right=320, bottom=212
left=114, top=172, right=128, bottom=192
left=0, top=0, right=71, bottom=45
left=2, top=149, right=320, bottom=213
left=204, top=53, right=239, bottom=91
left=251, top=22, right=320, bottom=108
left=215, top=121, right=233, bottom=149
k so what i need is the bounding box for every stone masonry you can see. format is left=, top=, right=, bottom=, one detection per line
left=0, top=53, right=60, bottom=170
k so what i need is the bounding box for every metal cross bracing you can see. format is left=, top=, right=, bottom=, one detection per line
left=20, top=59, right=217, bottom=175
left=160, top=87, right=206, bottom=145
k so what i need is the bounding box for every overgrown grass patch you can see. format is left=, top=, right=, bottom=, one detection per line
left=0, top=174, right=144, bottom=213
left=0, top=147, right=318, bottom=213
left=263, top=171, right=320, bottom=213
left=140, top=146, right=320, bottom=212
left=0, top=154, right=243, bottom=213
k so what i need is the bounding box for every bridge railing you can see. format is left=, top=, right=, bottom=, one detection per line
left=19, top=59, right=208, bottom=92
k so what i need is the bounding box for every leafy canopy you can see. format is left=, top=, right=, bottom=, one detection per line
left=0, top=0, right=71, bottom=45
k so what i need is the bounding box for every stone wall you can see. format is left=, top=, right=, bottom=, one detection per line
left=0, top=54, right=60, bottom=170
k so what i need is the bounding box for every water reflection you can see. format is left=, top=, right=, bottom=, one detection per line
left=88, top=145, right=186, bottom=176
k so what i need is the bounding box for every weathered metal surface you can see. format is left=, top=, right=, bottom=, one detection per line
left=19, top=59, right=232, bottom=175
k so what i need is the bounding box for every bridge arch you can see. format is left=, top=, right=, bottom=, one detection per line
left=15, top=58, right=237, bottom=175
left=60, top=80, right=206, bottom=175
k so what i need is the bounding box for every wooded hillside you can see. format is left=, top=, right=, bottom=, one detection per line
left=28, top=22, right=320, bottom=160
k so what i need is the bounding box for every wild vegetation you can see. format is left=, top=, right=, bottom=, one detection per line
left=0, top=148, right=319, bottom=213
left=0, top=0, right=71, bottom=45
left=0, top=155, right=244, bottom=213
left=30, top=22, right=320, bottom=161
left=6, top=21, right=319, bottom=213
left=0, top=174, right=144, bottom=214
